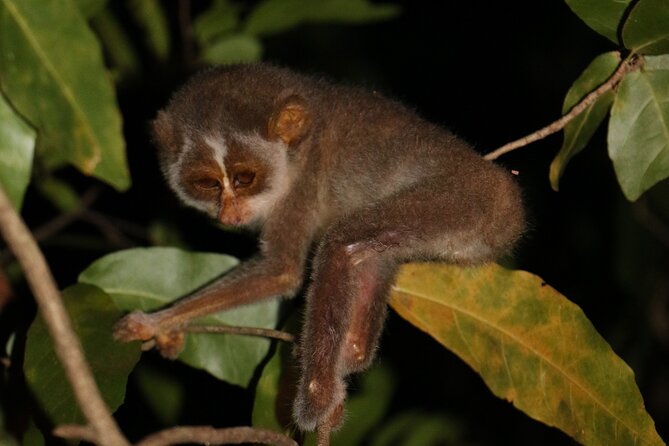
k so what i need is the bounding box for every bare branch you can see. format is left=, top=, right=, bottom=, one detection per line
left=0, top=186, right=129, bottom=446
left=136, top=426, right=298, bottom=446
left=483, top=53, right=643, bottom=161
left=186, top=324, right=296, bottom=342
left=53, top=424, right=98, bottom=442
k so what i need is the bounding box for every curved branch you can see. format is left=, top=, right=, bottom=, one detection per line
left=186, top=324, right=295, bottom=342
left=135, top=426, right=298, bottom=446
left=0, top=186, right=129, bottom=446
left=483, top=53, right=643, bottom=161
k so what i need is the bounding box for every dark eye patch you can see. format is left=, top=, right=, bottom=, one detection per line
left=234, top=171, right=256, bottom=188
left=193, top=178, right=221, bottom=191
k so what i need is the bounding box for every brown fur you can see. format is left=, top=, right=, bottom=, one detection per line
left=114, top=63, right=525, bottom=432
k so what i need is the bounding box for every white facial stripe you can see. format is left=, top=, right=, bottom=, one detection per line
left=204, top=135, right=228, bottom=175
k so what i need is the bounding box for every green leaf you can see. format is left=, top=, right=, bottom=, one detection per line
left=389, top=263, right=664, bottom=446
left=127, top=0, right=170, bottom=61
left=608, top=55, right=669, bottom=201
left=244, top=0, right=400, bottom=37
left=194, top=0, right=240, bottom=44
left=622, top=0, right=669, bottom=55
left=550, top=52, right=620, bottom=191
left=23, top=284, right=141, bottom=425
left=0, top=0, right=130, bottom=191
left=201, top=34, right=263, bottom=65
left=79, top=247, right=281, bottom=387
left=21, top=419, right=44, bottom=446
left=0, top=92, right=35, bottom=210
left=564, top=0, right=630, bottom=44
left=252, top=341, right=292, bottom=434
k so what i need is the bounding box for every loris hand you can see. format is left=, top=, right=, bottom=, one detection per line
left=113, top=311, right=185, bottom=359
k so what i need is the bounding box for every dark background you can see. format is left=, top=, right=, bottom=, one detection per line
left=4, top=1, right=669, bottom=444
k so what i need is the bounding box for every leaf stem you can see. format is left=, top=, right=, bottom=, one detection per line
left=483, top=53, right=643, bottom=161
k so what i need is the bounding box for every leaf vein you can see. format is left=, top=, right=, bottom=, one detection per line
left=391, top=284, right=641, bottom=439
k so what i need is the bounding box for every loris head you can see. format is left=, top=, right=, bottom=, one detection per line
left=151, top=66, right=311, bottom=227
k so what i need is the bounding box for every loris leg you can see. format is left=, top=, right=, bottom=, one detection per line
left=292, top=173, right=524, bottom=432
left=292, top=234, right=398, bottom=431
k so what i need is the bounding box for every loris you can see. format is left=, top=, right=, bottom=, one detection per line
left=114, top=63, right=524, bottom=432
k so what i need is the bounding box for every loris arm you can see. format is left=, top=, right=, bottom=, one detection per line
left=112, top=254, right=303, bottom=357
left=113, top=92, right=317, bottom=358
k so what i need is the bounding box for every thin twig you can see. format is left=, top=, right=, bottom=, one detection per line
left=80, top=210, right=136, bottom=248
left=0, top=186, right=129, bottom=446
left=32, top=186, right=101, bottom=241
left=186, top=324, right=296, bottom=342
left=135, top=426, right=298, bottom=446
left=483, top=53, right=643, bottom=161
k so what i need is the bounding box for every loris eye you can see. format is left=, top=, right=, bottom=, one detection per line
left=233, top=171, right=255, bottom=188
left=193, top=178, right=221, bottom=191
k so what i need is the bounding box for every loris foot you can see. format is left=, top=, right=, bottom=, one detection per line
left=113, top=311, right=157, bottom=342
left=293, top=372, right=346, bottom=431
left=154, top=330, right=185, bottom=359
left=113, top=311, right=186, bottom=359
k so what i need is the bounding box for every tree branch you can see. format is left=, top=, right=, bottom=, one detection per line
left=135, top=426, right=298, bottom=446
left=0, top=186, right=129, bottom=446
left=186, top=324, right=296, bottom=342
left=483, top=53, right=643, bottom=161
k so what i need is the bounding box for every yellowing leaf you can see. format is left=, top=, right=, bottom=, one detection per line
left=389, top=263, right=664, bottom=446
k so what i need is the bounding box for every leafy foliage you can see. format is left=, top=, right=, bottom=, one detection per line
left=555, top=0, right=669, bottom=200
left=389, top=263, right=664, bottom=445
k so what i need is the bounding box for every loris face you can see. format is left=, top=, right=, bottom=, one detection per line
left=153, top=113, right=293, bottom=227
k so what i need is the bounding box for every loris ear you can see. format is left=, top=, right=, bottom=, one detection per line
left=267, top=95, right=311, bottom=146
left=151, top=111, right=178, bottom=158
